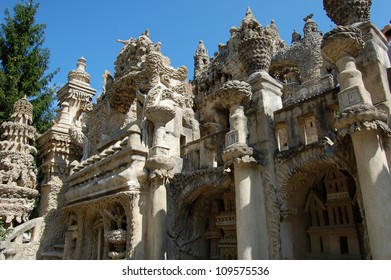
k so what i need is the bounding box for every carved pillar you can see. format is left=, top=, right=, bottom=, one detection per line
left=322, top=26, right=391, bottom=259
left=145, top=101, right=176, bottom=259
left=246, top=71, right=283, bottom=260
left=215, top=81, right=267, bottom=259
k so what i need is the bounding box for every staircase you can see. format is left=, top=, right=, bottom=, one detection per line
left=41, top=244, right=65, bottom=260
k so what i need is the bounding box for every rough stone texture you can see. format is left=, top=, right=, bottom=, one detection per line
left=323, top=0, right=372, bottom=26
left=0, top=98, right=38, bottom=227
left=2, top=1, right=391, bottom=260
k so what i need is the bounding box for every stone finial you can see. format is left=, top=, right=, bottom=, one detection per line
left=194, top=40, right=208, bottom=57
left=11, top=97, right=33, bottom=125
left=76, top=57, right=86, bottom=72
left=68, top=57, right=91, bottom=84
left=323, top=0, right=372, bottom=26
left=239, top=6, right=262, bottom=39
left=303, top=14, right=319, bottom=37
left=237, top=8, right=273, bottom=74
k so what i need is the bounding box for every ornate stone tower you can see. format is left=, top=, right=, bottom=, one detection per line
left=36, top=57, right=96, bottom=257
left=0, top=97, right=38, bottom=228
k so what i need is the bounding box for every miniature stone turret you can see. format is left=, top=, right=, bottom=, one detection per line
left=0, top=97, right=38, bottom=227
left=194, top=40, right=209, bottom=80
left=35, top=57, right=96, bottom=257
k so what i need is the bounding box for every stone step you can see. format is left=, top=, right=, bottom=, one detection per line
left=41, top=244, right=65, bottom=260
left=41, top=250, right=63, bottom=260
left=53, top=244, right=65, bottom=252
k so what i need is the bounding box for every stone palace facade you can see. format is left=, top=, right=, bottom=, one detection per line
left=1, top=0, right=391, bottom=260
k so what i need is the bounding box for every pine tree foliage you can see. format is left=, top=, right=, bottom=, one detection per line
left=0, top=0, right=58, bottom=133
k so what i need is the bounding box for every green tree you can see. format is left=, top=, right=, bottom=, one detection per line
left=0, top=0, right=58, bottom=133
left=0, top=218, right=12, bottom=241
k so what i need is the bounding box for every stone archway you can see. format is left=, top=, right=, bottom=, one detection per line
left=168, top=167, right=236, bottom=260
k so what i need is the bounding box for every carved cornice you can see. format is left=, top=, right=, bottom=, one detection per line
left=335, top=103, right=391, bottom=137
left=222, top=144, right=255, bottom=167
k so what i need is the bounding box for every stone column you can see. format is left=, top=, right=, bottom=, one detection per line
left=246, top=71, right=283, bottom=260
left=228, top=104, right=247, bottom=145
left=349, top=124, right=391, bottom=259
left=217, top=81, right=269, bottom=260
left=322, top=26, right=391, bottom=259
left=148, top=176, right=167, bottom=259
left=145, top=101, right=176, bottom=259
left=233, top=161, right=268, bottom=259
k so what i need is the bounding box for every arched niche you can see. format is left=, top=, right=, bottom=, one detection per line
left=281, top=162, right=365, bottom=259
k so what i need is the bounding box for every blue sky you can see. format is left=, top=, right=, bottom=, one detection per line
left=1, top=0, right=390, bottom=94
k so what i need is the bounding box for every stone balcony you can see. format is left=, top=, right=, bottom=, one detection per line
left=65, top=128, right=147, bottom=204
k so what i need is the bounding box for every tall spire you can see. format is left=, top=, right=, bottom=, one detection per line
left=194, top=40, right=209, bottom=79
left=245, top=6, right=253, bottom=18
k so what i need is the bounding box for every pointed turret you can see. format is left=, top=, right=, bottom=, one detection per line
left=193, top=40, right=209, bottom=80
left=238, top=6, right=262, bottom=40
left=303, top=14, right=319, bottom=37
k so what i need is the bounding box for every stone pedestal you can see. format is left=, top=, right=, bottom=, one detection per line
left=335, top=55, right=373, bottom=109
